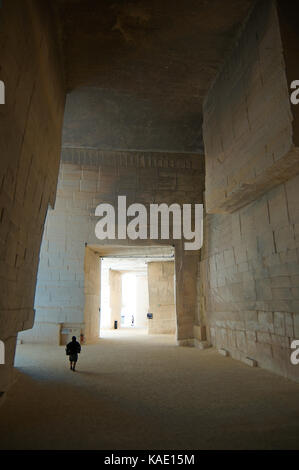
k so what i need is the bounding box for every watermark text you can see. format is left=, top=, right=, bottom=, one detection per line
left=290, top=80, right=299, bottom=105
left=95, top=196, right=203, bottom=251
left=0, top=80, right=5, bottom=104
left=0, top=340, right=4, bottom=364
left=291, top=340, right=299, bottom=365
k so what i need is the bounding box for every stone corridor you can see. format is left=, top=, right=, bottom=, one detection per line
left=1, top=0, right=299, bottom=451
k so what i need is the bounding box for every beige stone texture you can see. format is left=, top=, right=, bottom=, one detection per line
left=147, top=261, right=176, bottom=335
left=0, top=0, right=65, bottom=391
left=84, top=247, right=101, bottom=343
left=203, top=1, right=299, bottom=214
left=199, top=173, right=299, bottom=382
left=21, top=153, right=203, bottom=347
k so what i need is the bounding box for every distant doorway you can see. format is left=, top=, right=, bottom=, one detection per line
left=99, top=257, right=150, bottom=334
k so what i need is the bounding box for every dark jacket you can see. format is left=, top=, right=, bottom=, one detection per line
left=66, top=340, right=81, bottom=355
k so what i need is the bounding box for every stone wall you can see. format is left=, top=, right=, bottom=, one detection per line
left=0, top=1, right=65, bottom=391
left=199, top=174, right=299, bottom=381
left=200, top=0, right=299, bottom=381
left=147, top=262, right=176, bottom=335
left=20, top=150, right=203, bottom=345
left=203, top=0, right=299, bottom=214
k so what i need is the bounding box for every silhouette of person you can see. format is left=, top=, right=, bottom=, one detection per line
left=66, top=336, right=81, bottom=371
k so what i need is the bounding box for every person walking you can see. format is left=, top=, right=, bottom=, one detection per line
left=66, top=336, right=81, bottom=371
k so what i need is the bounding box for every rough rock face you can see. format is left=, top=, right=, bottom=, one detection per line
left=54, top=0, right=252, bottom=152
left=0, top=0, right=66, bottom=392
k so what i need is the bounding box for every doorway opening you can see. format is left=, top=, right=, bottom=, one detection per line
left=83, top=244, right=176, bottom=342
left=100, top=257, right=150, bottom=336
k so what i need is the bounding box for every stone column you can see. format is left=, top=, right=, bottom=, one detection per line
left=175, top=241, right=198, bottom=345
left=135, top=273, right=149, bottom=329
left=147, top=261, right=176, bottom=334
left=84, top=247, right=101, bottom=343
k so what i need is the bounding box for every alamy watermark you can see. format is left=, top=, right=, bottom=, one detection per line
left=0, top=340, right=4, bottom=365
left=0, top=80, right=5, bottom=104
left=94, top=196, right=203, bottom=250
left=290, top=80, right=299, bottom=105
left=291, top=340, right=299, bottom=365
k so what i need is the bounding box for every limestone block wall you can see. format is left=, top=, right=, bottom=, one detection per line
left=147, top=261, right=175, bottom=335
left=21, top=150, right=203, bottom=345
left=199, top=173, right=299, bottom=381
left=0, top=1, right=65, bottom=391
left=199, top=0, right=299, bottom=381
left=203, top=0, right=299, bottom=214
left=109, top=270, right=122, bottom=329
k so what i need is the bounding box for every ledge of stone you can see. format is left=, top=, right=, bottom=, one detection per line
left=206, top=147, right=299, bottom=214
left=194, top=339, right=211, bottom=350
left=242, top=356, right=258, bottom=368
left=218, top=348, right=229, bottom=357
left=177, top=338, right=195, bottom=347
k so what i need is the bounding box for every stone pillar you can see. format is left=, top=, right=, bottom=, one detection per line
left=147, top=261, right=176, bottom=335
left=109, top=270, right=122, bottom=329
left=84, top=247, right=101, bottom=343
left=135, top=273, right=149, bottom=329
left=175, top=242, right=198, bottom=345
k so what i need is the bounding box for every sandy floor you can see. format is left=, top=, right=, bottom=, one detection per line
left=0, top=330, right=298, bottom=450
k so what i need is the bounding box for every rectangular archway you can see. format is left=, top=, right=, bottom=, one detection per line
left=84, top=244, right=198, bottom=344
left=86, top=245, right=176, bottom=340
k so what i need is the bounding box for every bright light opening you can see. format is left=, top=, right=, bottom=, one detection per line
left=121, top=273, right=137, bottom=327
left=100, top=262, right=111, bottom=331
left=99, top=257, right=150, bottom=334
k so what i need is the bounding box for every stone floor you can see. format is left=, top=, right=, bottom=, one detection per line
left=0, top=330, right=299, bottom=450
